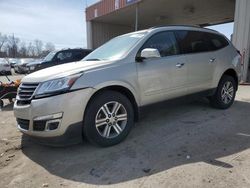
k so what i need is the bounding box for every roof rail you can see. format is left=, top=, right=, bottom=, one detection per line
left=149, top=24, right=201, bottom=30
left=149, top=24, right=219, bottom=33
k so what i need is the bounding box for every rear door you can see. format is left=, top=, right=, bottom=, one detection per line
left=175, top=30, right=216, bottom=93
left=72, top=50, right=90, bottom=61
left=136, top=31, right=188, bottom=105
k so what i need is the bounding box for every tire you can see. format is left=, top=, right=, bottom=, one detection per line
left=7, top=71, right=12, bottom=75
left=83, top=90, right=134, bottom=147
left=209, top=75, right=237, bottom=109
left=0, top=100, right=3, bottom=109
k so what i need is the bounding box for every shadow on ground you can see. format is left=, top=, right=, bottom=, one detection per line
left=21, top=99, right=250, bottom=185
left=0, top=102, right=14, bottom=111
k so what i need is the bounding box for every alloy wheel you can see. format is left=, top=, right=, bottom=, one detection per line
left=95, top=101, right=127, bottom=139
left=221, top=81, right=234, bottom=104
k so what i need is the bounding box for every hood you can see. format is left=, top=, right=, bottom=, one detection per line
left=19, top=59, right=35, bottom=66
left=21, top=60, right=112, bottom=83
left=27, top=60, right=44, bottom=66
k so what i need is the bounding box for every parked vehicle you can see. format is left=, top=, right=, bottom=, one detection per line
left=14, top=58, right=36, bottom=74
left=26, top=48, right=92, bottom=73
left=0, top=59, right=11, bottom=75
left=0, top=73, right=20, bottom=109
left=14, top=26, right=241, bottom=147
left=7, top=58, right=20, bottom=68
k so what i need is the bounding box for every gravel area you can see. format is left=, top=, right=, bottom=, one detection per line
left=0, top=86, right=250, bottom=188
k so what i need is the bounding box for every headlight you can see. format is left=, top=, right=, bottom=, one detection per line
left=34, top=73, right=82, bottom=98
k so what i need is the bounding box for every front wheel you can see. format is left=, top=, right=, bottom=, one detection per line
left=209, top=75, right=237, bottom=109
left=83, top=91, right=134, bottom=147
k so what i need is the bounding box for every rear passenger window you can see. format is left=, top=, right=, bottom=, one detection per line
left=175, top=31, right=210, bottom=54
left=73, top=51, right=85, bottom=61
left=141, top=31, right=179, bottom=57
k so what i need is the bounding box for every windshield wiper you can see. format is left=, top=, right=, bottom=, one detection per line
left=85, top=58, right=101, bottom=61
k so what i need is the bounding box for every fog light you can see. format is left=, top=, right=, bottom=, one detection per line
left=47, top=121, right=60, bottom=130
left=45, top=119, right=61, bottom=131
left=33, top=113, right=63, bottom=131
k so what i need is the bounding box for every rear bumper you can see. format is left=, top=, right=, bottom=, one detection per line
left=0, top=68, right=11, bottom=74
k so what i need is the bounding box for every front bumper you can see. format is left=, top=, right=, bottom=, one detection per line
left=14, top=65, right=27, bottom=73
left=14, top=88, right=94, bottom=144
left=26, top=65, right=38, bottom=74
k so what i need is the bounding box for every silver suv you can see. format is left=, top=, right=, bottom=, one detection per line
left=14, top=26, right=242, bottom=147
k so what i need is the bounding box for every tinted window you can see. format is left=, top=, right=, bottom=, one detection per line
left=56, top=51, right=73, bottom=62
left=207, top=33, right=229, bottom=50
left=175, top=31, right=210, bottom=54
left=141, top=32, right=179, bottom=57
left=72, top=51, right=85, bottom=61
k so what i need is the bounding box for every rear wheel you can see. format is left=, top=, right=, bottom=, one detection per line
left=209, top=75, right=237, bottom=109
left=83, top=91, right=134, bottom=147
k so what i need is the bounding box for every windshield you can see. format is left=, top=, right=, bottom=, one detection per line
left=44, top=51, right=56, bottom=61
left=84, top=32, right=147, bottom=61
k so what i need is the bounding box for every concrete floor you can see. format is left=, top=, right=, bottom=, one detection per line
left=0, top=85, right=250, bottom=188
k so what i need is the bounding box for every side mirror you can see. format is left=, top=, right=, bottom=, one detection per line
left=141, top=48, right=161, bottom=59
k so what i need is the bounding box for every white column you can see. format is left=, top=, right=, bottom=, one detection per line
left=86, top=21, right=93, bottom=49
left=233, top=0, right=250, bottom=82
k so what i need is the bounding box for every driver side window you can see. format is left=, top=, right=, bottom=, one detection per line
left=56, top=52, right=66, bottom=62
left=141, top=31, right=179, bottom=57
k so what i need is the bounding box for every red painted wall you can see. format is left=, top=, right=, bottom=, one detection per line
left=86, top=0, right=139, bottom=21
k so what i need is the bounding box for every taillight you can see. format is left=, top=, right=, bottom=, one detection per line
left=237, top=50, right=243, bottom=65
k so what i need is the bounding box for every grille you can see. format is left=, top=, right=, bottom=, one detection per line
left=17, top=83, right=39, bottom=102
left=33, top=120, right=46, bottom=131
left=17, top=118, right=30, bottom=130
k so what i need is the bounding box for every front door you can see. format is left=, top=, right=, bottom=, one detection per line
left=136, top=31, right=188, bottom=106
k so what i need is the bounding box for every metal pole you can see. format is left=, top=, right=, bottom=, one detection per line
left=135, top=3, right=138, bottom=31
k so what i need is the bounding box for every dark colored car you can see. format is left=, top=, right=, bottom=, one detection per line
left=26, top=48, right=92, bottom=73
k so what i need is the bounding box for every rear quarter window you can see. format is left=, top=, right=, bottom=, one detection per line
left=175, top=30, right=229, bottom=54
left=207, top=33, right=229, bottom=50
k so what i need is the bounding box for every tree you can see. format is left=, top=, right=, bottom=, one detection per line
left=0, top=32, right=56, bottom=58
left=39, top=42, right=56, bottom=57
left=7, top=34, right=20, bottom=58
left=34, top=39, right=43, bottom=57
left=27, top=42, right=36, bottom=57
left=19, top=42, right=27, bottom=57
left=0, top=33, right=7, bottom=52
left=45, top=42, right=55, bottom=52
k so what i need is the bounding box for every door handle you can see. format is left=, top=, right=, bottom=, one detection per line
left=176, top=63, right=185, bottom=68
left=209, top=58, right=216, bottom=63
